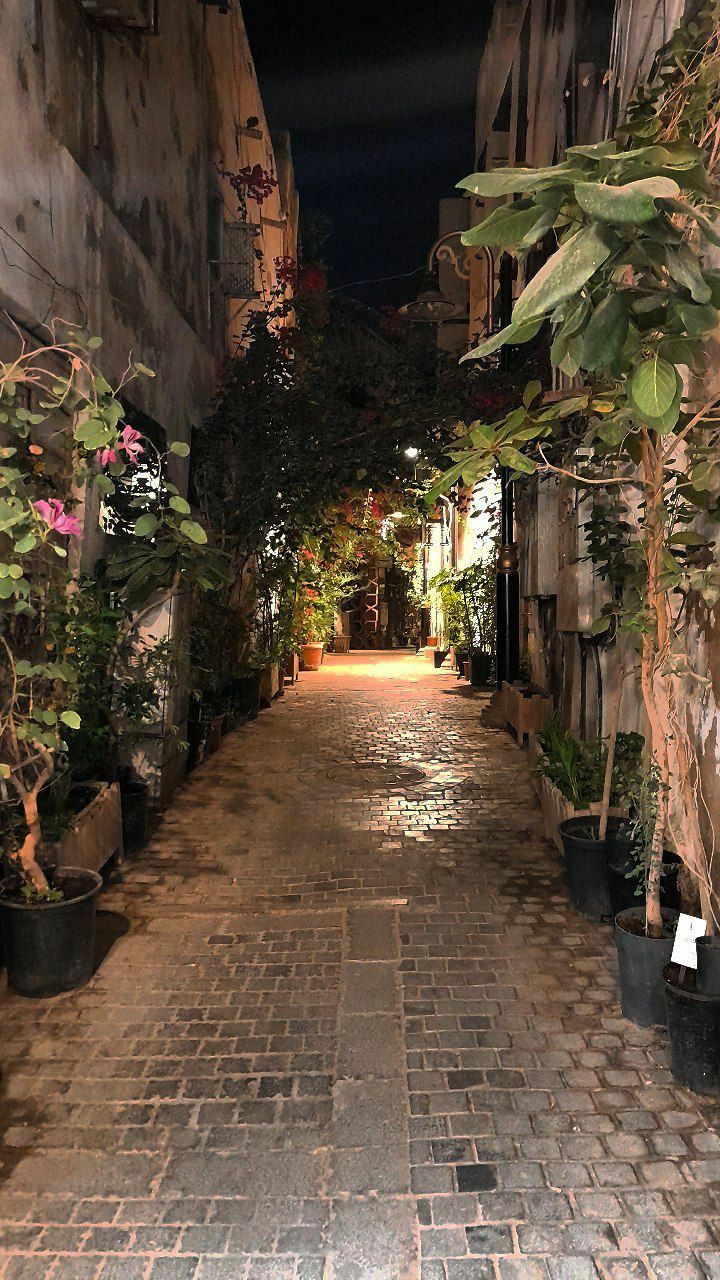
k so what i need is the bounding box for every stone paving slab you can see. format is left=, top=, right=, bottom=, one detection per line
left=0, top=652, right=719, bottom=1278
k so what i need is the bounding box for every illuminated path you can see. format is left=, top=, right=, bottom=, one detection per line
left=0, top=652, right=719, bottom=1279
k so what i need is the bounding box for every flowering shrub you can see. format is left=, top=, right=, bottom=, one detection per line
left=0, top=325, right=209, bottom=896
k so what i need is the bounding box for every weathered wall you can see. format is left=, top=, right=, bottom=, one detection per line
left=0, top=1, right=297, bottom=800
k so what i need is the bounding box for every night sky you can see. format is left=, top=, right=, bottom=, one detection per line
left=242, top=1, right=493, bottom=306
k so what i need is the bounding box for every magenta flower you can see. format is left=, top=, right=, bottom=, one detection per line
left=96, top=425, right=144, bottom=469
left=34, top=499, right=83, bottom=537
left=118, top=426, right=144, bottom=462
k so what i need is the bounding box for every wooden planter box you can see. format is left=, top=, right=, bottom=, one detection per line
left=260, top=663, right=281, bottom=706
left=281, top=653, right=300, bottom=685
left=54, top=782, right=123, bottom=874
left=528, top=738, right=626, bottom=851
left=502, top=682, right=553, bottom=744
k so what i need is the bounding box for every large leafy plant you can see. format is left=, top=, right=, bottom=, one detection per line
left=0, top=325, right=210, bottom=896
left=430, top=4, right=720, bottom=935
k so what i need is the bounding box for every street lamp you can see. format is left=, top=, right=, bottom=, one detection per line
left=399, top=231, right=494, bottom=329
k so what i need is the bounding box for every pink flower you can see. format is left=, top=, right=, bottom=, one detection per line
left=34, top=499, right=83, bottom=537
left=95, top=425, right=144, bottom=469
left=118, top=426, right=144, bottom=463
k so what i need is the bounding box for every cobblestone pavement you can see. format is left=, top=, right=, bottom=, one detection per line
left=1, top=651, right=720, bottom=1280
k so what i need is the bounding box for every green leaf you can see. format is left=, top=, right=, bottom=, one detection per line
left=179, top=519, right=207, bottom=544
left=460, top=317, right=543, bottom=362
left=169, top=441, right=190, bottom=457
left=666, top=199, right=720, bottom=247
left=133, top=514, right=159, bottom=538
left=513, top=225, right=618, bottom=325
left=590, top=615, right=612, bottom=635
left=676, top=300, right=719, bottom=336
left=458, top=162, right=582, bottom=198
left=169, top=495, right=191, bottom=515
left=665, top=245, right=712, bottom=303
left=88, top=336, right=103, bottom=349
left=498, top=446, right=535, bottom=474
left=574, top=176, right=679, bottom=224
left=523, top=380, right=543, bottom=407
left=629, top=357, right=680, bottom=420
left=581, top=294, right=629, bottom=371
left=462, top=201, right=540, bottom=249
left=60, top=710, right=81, bottom=730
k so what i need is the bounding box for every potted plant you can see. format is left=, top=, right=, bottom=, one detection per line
left=0, top=326, right=214, bottom=995
left=428, top=5, right=720, bottom=1052
left=533, top=715, right=642, bottom=852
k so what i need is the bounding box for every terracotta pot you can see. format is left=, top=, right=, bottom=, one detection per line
left=300, top=642, right=324, bottom=672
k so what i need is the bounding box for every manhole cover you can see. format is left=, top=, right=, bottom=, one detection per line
left=326, top=762, right=426, bottom=789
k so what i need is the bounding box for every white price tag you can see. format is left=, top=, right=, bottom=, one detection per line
left=671, top=913, right=707, bottom=969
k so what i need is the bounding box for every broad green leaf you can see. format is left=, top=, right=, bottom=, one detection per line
left=134, top=513, right=159, bottom=538
left=88, top=336, right=103, bottom=349
left=523, top=380, right=543, bottom=407
left=460, top=316, right=543, bottom=362
left=581, top=294, right=628, bottom=371
left=169, top=495, right=191, bottom=514
left=498, top=446, right=535, bottom=474
left=513, top=224, right=618, bottom=325
left=629, top=357, right=679, bottom=420
left=169, top=441, right=190, bottom=457
left=574, top=176, right=679, bottom=224
left=658, top=336, right=700, bottom=366
left=179, top=519, right=207, bottom=544
left=60, top=710, right=81, bottom=730
left=665, top=245, right=712, bottom=303
left=676, top=300, right=719, bottom=336
left=666, top=198, right=720, bottom=247
left=590, top=615, right=612, bottom=635
left=458, top=162, right=585, bottom=198
left=462, top=201, right=540, bottom=249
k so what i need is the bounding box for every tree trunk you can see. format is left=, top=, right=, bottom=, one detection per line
left=640, top=431, right=669, bottom=940
left=16, top=786, right=50, bottom=894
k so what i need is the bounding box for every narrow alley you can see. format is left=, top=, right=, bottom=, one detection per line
left=0, top=654, right=718, bottom=1280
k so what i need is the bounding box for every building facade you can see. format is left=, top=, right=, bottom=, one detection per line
left=0, top=0, right=298, bottom=797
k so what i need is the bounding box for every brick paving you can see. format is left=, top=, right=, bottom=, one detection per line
left=0, top=651, right=719, bottom=1279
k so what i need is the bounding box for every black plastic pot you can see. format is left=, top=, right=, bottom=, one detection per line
left=664, top=964, right=720, bottom=1095
left=607, top=848, right=681, bottom=919
left=186, top=713, right=210, bottom=770
left=696, top=936, right=720, bottom=997
left=559, top=817, right=636, bottom=923
left=470, top=650, right=492, bottom=687
left=614, top=908, right=677, bottom=1027
left=0, top=868, right=102, bottom=998
left=121, top=781, right=149, bottom=858
left=455, top=649, right=469, bottom=677
left=433, top=649, right=448, bottom=669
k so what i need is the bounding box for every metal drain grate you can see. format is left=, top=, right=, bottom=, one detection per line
left=326, top=762, right=426, bottom=789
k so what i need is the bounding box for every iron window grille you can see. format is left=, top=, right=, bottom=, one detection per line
left=216, top=222, right=258, bottom=299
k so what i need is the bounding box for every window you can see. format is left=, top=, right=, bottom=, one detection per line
left=78, top=0, right=157, bottom=31
left=216, top=222, right=258, bottom=299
